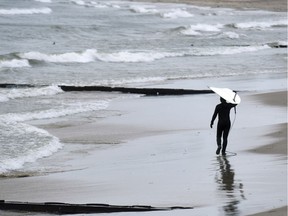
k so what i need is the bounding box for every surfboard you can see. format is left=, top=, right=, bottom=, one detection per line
left=209, top=86, right=241, bottom=104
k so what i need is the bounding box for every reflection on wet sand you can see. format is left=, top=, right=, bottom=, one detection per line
left=215, top=156, right=246, bottom=216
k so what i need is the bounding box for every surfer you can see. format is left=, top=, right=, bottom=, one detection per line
left=210, top=97, right=237, bottom=155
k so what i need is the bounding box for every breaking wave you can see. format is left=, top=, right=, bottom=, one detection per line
left=160, top=9, right=194, bottom=19
left=0, top=59, right=30, bottom=68
left=35, top=0, right=52, bottom=3
left=0, top=98, right=109, bottom=174
left=16, top=45, right=270, bottom=64
left=0, top=121, right=62, bottom=174
left=0, top=100, right=109, bottom=123
left=228, top=19, right=288, bottom=29
left=129, top=5, right=158, bottom=14
left=70, top=0, right=120, bottom=9
left=180, top=24, right=224, bottom=35
left=0, top=86, right=63, bottom=102
left=0, top=7, right=52, bottom=15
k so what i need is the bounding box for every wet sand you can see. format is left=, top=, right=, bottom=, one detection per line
left=0, top=74, right=287, bottom=215
left=248, top=206, right=288, bottom=216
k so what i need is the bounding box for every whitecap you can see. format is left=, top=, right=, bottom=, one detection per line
left=0, top=59, right=30, bottom=68
left=0, top=121, right=62, bottom=174
left=71, top=0, right=114, bottom=8
left=18, top=49, right=98, bottom=63
left=34, top=0, right=52, bottom=3
left=0, top=86, right=63, bottom=102
left=70, top=0, right=86, bottom=6
left=192, top=45, right=270, bottom=56
left=161, top=8, right=194, bottom=19
left=180, top=24, right=223, bottom=35
left=129, top=5, right=158, bottom=14
left=0, top=7, right=52, bottom=15
left=231, top=19, right=288, bottom=30
left=96, top=51, right=184, bottom=63
left=17, top=45, right=270, bottom=65
left=222, top=31, right=240, bottom=39
left=0, top=100, right=109, bottom=123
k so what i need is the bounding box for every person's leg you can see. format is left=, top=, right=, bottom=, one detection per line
left=222, top=124, right=231, bottom=155
left=216, top=124, right=223, bottom=155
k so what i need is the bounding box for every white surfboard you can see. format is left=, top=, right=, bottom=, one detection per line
left=209, top=86, right=241, bottom=104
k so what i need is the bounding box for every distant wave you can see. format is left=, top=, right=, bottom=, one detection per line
left=18, top=49, right=98, bottom=63
left=0, top=86, right=63, bottom=102
left=96, top=51, right=183, bottom=62
left=180, top=24, right=224, bottom=35
left=17, top=45, right=270, bottom=64
left=221, top=31, right=241, bottom=39
left=35, top=0, right=52, bottom=3
left=0, top=7, right=52, bottom=15
left=129, top=5, right=194, bottom=19
left=17, top=49, right=183, bottom=63
left=71, top=0, right=194, bottom=19
left=228, top=19, right=288, bottom=29
left=0, top=59, right=30, bottom=68
left=129, top=5, right=158, bottom=14
left=70, top=0, right=120, bottom=9
left=160, top=8, right=194, bottom=19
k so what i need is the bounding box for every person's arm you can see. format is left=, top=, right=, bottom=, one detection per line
left=210, top=106, right=218, bottom=128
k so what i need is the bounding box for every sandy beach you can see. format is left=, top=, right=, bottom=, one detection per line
left=0, top=73, right=287, bottom=216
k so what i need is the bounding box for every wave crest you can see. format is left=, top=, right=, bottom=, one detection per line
left=180, top=24, right=224, bottom=35
left=228, top=19, right=288, bottom=29
left=16, top=45, right=270, bottom=64
left=0, top=7, right=52, bottom=15
left=160, top=8, right=194, bottom=19
left=0, top=59, right=30, bottom=68
left=18, top=49, right=98, bottom=63
left=0, top=86, right=63, bottom=102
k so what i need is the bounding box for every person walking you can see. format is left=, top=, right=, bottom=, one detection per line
left=210, top=97, right=237, bottom=155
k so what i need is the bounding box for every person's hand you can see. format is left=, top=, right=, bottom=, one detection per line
left=210, top=122, right=213, bottom=128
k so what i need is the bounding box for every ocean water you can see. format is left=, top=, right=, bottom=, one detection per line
left=0, top=0, right=287, bottom=175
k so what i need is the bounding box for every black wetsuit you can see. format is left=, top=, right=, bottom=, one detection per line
left=211, top=100, right=237, bottom=154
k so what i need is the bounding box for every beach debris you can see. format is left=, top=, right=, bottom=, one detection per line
left=0, top=83, right=213, bottom=96
left=0, top=200, right=193, bottom=214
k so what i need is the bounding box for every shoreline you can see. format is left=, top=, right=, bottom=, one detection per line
left=0, top=75, right=287, bottom=215
left=248, top=91, right=287, bottom=156
left=248, top=206, right=288, bottom=216
left=130, top=0, right=287, bottom=12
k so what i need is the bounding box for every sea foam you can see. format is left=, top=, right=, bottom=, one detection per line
left=0, top=59, right=30, bottom=68
left=180, top=24, right=224, bottom=35
left=0, top=99, right=109, bottom=174
left=95, top=51, right=183, bottom=63
left=18, top=44, right=270, bottom=64
left=18, top=49, right=98, bottom=63
left=129, top=5, right=158, bottom=14
left=160, top=9, right=194, bottom=19
left=0, top=86, right=63, bottom=102
left=0, top=100, right=109, bottom=123
left=35, top=0, right=52, bottom=3
left=0, top=7, right=52, bottom=15
left=231, top=19, right=288, bottom=29
left=0, top=121, right=62, bottom=174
